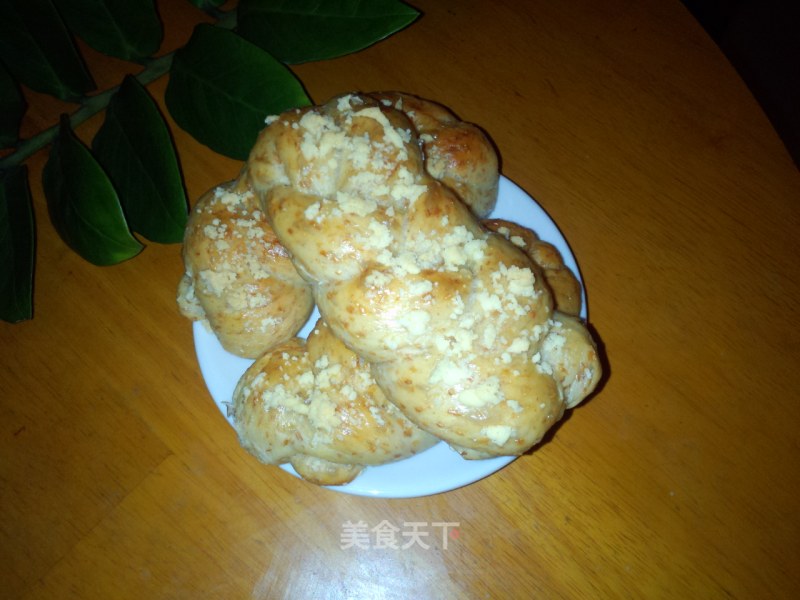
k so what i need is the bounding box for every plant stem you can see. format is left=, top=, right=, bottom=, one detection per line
left=0, top=7, right=238, bottom=172
left=0, top=52, right=174, bottom=171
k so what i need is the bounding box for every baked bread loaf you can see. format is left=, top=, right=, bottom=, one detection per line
left=367, top=92, right=499, bottom=217
left=232, top=319, right=438, bottom=485
left=231, top=219, right=588, bottom=484
left=177, top=182, right=313, bottom=358
left=179, top=92, right=500, bottom=357
left=484, top=218, right=583, bottom=316
left=245, top=93, right=601, bottom=459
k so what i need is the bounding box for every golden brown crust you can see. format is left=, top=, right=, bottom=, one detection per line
left=245, top=93, right=601, bottom=458
left=483, top=218, right=583, bottom=316
left=178, top=91, right=499, bottom=358
left=180, top=92, right=600, bottom=483
left=231, top=320, right=438, bottom=485
left=177, top=183, right=314, bottom=358
left=367, top=92, right=499, bottom=217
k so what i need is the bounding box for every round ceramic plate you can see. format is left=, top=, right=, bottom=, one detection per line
left=193, top=176, right=586, bottom=498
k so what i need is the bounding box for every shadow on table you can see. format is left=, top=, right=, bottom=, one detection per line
left=681, top=0, right=800, bottom=167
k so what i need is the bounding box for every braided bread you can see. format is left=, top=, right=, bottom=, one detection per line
left=232, top=319, right=438, bottom=486
left=177, top=182, right=313, bottom=358
left=245, top=93, right=601, bottom=459
left=484, top=218, right=583, bottom=316
left=231, top=219, right=588, bottom=484
left=179, top=92, right=499, bottom=358
left=368, top=92, right=499, bottom=217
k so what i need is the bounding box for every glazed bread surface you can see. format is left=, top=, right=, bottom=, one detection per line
left=245, top=93, right=601, bottom=458
left=178, top=182, right=313, bottom=358
left=232, top=319, right=438, bottom=485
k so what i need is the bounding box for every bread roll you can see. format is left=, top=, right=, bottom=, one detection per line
left=484, top=218, right=583, bottom=316
left=368, top=92, right=499, bottom=217
left=245, top=93, right=601, bottom=458
left=180, top=92, right=500, bottom=357
left=231, top=319, right=438, bottom=485
left=178, top=182, right=313, bottom=358
left=232, top=220, right=591, bottom=484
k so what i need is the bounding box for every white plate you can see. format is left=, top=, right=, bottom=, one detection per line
left=193, top=176, right=586, bottom=498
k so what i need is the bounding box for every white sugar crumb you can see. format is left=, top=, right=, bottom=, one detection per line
left=337, top=95, right=355, bottom=111
left=435, top=327, right=477, bottom=355
left=399, top=310, right=431, bottom=336
left=476, top=291, right=503, bottom=312
left=390, top=181, right=427, bottom=204
left=510, top=235, right=525, bottom=247
left=497, top=263, right=536, bottom=297
left=542, top=332, right=566, bottom=354
left=353, top=106, right=407, bottom=150
left=260, top=317, right=278, bottom=331
left=440, top=226, right=487, bottom=270
left=458, top=376, right=504, bottom=408
left=246, top=293, right=268, bottom=309
left=362, top=221, right=393, bottom=250
left=340, top=384, right=357, bottom=401
left=198, top=269, right=236, bottom=296
left=243, top=253, right=272, bottom=280
left=481, top=425, right=512, bottom=446
left=297, top=370, right=314, bottom=388
left=365, top=270, right=392, bottom=289
left=337, top=191, right=377, bottom=216
left=449, top=294, right=466, bottom=319
left=203, top=222, right=226, bottom=240
left=261, top=383, right=308, bottom=415
left=507, top=336, right=530, bottom=354
left=307, top=398, right=339, bottom=432
left=304, top=202, right=321, bottom=221
left=536, top=360, right=554, bottom=375
left=368, top=405, right=386, bottom=426
left=393, top=251, right=422, bottom=275
left=347, top=170, right=390, bottom=197
left=429, top=359, right=472, bottom=387
left=407, top=279, right=433, bottom=296
left=482, top=324, right=498, bottom=349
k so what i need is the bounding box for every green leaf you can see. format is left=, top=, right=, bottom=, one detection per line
left=0, top=166, right=35, bottom=323
left=187, top=0, right=226, bottom=9
left=52, top=0, right=163, bottom=62
left=0, top=60, right=26, bottom=149
left=165, top=24, right=311, bottom=160
left=43, top=115, right=143, bottom=265
left=0, top=0, right=95, bottom=101
left=92, top=76, right=188, bottom=243
left=236, top=0, right=420, bottom=64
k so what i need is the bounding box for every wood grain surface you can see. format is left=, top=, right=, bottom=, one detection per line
left=2, top=1, right=799, bottom=598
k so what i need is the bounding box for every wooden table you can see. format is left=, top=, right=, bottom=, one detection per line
left=3, top=0, right=799, bottom=597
